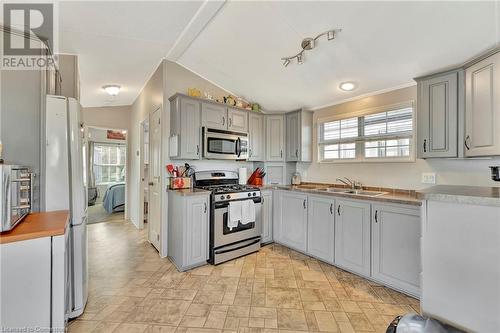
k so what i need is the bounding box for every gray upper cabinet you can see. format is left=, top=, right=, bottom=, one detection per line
left=265, top=115, right=285, bottom=161
left=307, top=195, right=335, bottom=264
left=335, top=199, right=371, bottom=277
left=248, top=113, right=265, bottom=161
left=228, top=108, right=248, bottom=132
left=371, top=204, right=420, bottom=297
left=285, top=110, right=313, bottom=162
left=201, top=102, right=227, bottom=130
left=169, top=95, right=201, bottom=160
left=416, top=71, right=460, bottom=158
left=465, top=51, right=500, bottom=157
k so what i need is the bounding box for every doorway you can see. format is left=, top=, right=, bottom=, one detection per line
left=85, top=126, right=128, bottom=224
left=148, top=107, right=161, bottom=250
left=139, top=119, right=149, bottom=229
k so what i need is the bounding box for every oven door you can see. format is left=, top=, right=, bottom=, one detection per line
left=203, top=128, right=248, bottom=160
left=213, top=197, right=261, bottom=248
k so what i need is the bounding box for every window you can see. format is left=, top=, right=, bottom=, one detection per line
left=318, top=103, right=414, bottom=162
left=93, top=144, right=126, bottom=184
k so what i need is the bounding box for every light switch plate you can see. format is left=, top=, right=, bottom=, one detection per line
left=422, top=173, right=437, bottom=184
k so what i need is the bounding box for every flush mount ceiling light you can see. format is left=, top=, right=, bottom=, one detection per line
left=281, top=29, right=341, bottom=67
left=102, top=85, right=121, bottom=96
left=339, top=81, right=357, bottom=91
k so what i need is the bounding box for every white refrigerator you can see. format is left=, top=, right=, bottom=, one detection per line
left=45, top=95, right=88, bottom=319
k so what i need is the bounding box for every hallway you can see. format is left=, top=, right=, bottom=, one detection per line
left=68, top=219, right=419, bottom=333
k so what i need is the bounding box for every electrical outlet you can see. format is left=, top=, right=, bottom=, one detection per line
left=421, top=173, right=437, bottom=184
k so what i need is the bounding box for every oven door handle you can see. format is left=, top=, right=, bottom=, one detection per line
left=214, top=237, right=261, bottom=255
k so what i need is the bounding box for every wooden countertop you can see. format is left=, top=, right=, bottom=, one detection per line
left=0, top=210, right=70, bottom=244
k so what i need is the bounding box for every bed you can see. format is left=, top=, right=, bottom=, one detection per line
left=102, top=183, right=125, bottom=213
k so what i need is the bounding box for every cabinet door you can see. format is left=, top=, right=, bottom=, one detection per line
left=248, top=113, right=264, bottom=161
left=185, top=196, right=209, bottom=266
left=307, top=195, right=335, bottom=264
left=201, top=102, right=227, bottom=130
left=335, top=199, right=371, bottom=276
left=418, top=72, right=458, bottom=158
left=465, top=51, right=500, bottom=156
left=279, top=191, right=308, bottom=252
left=372, top=204, right=420, bottom=296
left=286, top=111, right=300, bottom=161
left=180, top=98, right=201, bottom=159
left=261, top=190, right=273, bottom=244
left=228, top=108, right=248, bottom=132
left=266, top=115, right=285, bottom=161
left=265, top=164, right=286, bottom=186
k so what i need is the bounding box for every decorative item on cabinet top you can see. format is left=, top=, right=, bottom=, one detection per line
left=185, top=89, right=258, bottom=111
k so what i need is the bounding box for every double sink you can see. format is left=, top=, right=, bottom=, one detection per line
left=294, top=185, right=387, bottom=197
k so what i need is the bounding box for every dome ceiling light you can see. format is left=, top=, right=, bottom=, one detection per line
left=339, top=81, right=357, bottom=91
left=102, top=85, right=121, bottom=96
left=281, top=29, right=342, bottom=67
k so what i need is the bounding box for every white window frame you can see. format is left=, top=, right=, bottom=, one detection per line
left=93, top=143, right=127, bottom=185
left=317, top=101, right=416, bottom=163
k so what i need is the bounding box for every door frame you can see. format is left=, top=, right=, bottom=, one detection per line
left=85, top=125, right=128, bottom=218
left=139, top=119, right=149, bottom=230
left=148, top=106, right=162, bottom=250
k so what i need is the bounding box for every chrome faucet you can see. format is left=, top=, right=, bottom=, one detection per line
left=336, top=177, right=362, bottom=190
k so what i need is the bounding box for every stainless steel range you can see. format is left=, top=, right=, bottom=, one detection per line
left=194, top=170, right=261, bottom=265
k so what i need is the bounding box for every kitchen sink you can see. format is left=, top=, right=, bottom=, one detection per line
left=318, top=188, right=387, bottom=197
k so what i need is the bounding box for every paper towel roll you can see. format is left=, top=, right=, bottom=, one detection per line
left=238, top=167, right=247, bottom=185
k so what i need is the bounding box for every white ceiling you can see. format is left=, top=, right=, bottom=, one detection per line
left=59, top=1, right=204, bottom=107
left=59, top=1, right=500, bottom=109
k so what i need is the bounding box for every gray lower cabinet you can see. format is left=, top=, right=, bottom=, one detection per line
left=248, top=113, right=265, bottom=161
left=261, top=190, right=273, bottom=244
left=371, top=204, right=421, bottom=297
left=266, top=115, right=285, bottom=161
left=274, top=191, right=308, bottom=252
left=465, top=50, right=500, bottom=157
left=307, top=195, right=335, bottom=264
left=416, top=71, right=460, bottom=158
left=335, top=199, right=371, bottom=277
left=169, top=95, right=201, bottom=160
left=228, top=108, right=248, bottom=132
left=168, top=191, right=210, bottom=271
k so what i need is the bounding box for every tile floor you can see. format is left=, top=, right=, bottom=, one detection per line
left=68, top=218, right=420, bottom=333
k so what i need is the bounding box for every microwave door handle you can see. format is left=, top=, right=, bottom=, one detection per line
left=236, top=137, right=241, bottom=157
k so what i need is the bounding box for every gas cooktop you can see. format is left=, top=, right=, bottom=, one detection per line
left=197, top=184, right=260, bottom=195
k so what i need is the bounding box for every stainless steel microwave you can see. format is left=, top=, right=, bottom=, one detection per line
left=203, top=127, right=249, bottom=160
left=0, top=164, right=33, bottom=232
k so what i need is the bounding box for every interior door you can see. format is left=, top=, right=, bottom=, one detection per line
left=149, top=107, right=162, bottom=250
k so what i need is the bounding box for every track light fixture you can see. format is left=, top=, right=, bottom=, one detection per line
left=281, top=29, right=341, bottom=67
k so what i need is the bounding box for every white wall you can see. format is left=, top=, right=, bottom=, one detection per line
left=82, top=105, right=131, bottom=131
left=297, top=86, right=500, bottom=190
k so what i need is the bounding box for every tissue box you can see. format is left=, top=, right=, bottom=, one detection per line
left=169, top=177, right=191, bottom=190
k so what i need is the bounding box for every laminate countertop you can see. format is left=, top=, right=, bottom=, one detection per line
left=261, top=184, right=422, bottom=206
left=0, top=210, right=70, bottom=244
left=168, top=188, right=211, bottom=196
left=416, top=185, right=500, bottom=207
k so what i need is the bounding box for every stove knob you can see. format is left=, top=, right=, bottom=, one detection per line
left=253, top=192, right=256, bottom=196
left=220, top=195, right=224, bottom=200
left=226, top=195, right=231, bottom=199
left=247, top=193, right=251, bottom=197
